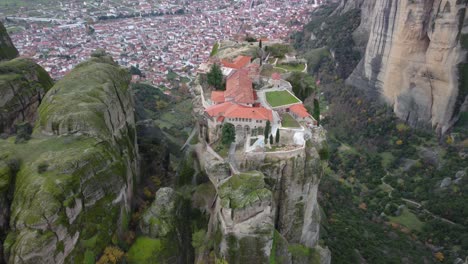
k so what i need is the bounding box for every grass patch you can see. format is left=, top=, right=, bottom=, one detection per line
left=212, top=141, right=229, bottom=158
left=210, top=42, right=219, bottom=57
left=389, top=208, right=424, bottom=232
left=276, top=63, right=306, bottom=72
left=265, top=90, right=300, bottom=107
left=126, top=237, right=163, bottom=264
left=281, top=113, right=301, bottom=128
left=303, top=47, right=329, bottom=71
left=380, top=152, right=395, bottom=169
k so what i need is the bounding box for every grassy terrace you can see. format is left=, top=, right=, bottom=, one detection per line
left=210, top=42, right=219, bottom=57
left=276, top=63, right=306, bottom=72
left=281, top=113, right=301, bottom=128
left=389, top=208, right=424, bottom=232
left=265, top=90, right=300, bottom=107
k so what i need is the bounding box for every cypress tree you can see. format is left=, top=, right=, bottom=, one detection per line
left=269, top=134, right=273, bottom=145
left=264, top=120, right=271, bottom=139
left=275, top=129, right=280, bottom=144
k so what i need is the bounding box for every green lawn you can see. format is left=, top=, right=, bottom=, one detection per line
left=266, top=90, right=300, bottom=107
left=210, top=42, right=219, bottom=57
left=389, top=208, right=424, bottom=232
left=276, top=63, right=306, bottom=72
left=281, top=113, right=301, bottom=128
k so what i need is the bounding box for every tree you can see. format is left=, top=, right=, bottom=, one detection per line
left=275, top=129, right=280, bottom=144
left=207, top=63, right=223, bottom=90
left=269, top=134, right=274, bottom=145
left=313, top=98, right=320, bottom=126
left=130, top=65, right=142, bottom=76
left=259, top=39, right=262, bottom=48
left=221, top=123, right=235, bottom=145
left=264, top=120, right=271, bottom=139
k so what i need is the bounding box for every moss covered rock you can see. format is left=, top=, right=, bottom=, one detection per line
left=218, top=171, right=271, bottom=210
left=0, top=58, right=53, bottom=135
left=126, top=236, right=177, bottom=264
left=0, top=54, right=139, bottom=264
left=0, top=22, right=18, bottom=61
left=139, top=187, right=176, bottom=238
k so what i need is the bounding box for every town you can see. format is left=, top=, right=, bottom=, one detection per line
left=4, top=0, right=323, bottom=85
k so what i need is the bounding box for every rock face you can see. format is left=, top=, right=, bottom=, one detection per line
left=346, top=0, right=468, bottom=134
left=197, top=127, right=330, bottom=263
left=139, top=187, right=176, bottom=238
left=0, top=53, right=139, bottom=263
left=0, top=22, right=18, bottom=61
left=0, top=58, right=54, bottom=135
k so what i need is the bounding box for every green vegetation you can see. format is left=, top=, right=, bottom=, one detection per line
left=265, top=90, right=300, bottom=107
left=287, top=72, right=316, bottom=101
left=210, top=42, right=220, bottom=57
left=264, top=120, right=271, bottom=138
left=281, top=113, right=300, bottom=128
left=219, top=171, right=271, bottom=209
left=213, top=141, right=229, bottom=158
left=303, top=48, right=330, bottom=72
left=288, top=244, right=320, bottom=263
left=267, top=44, right=292, bottom=58
left=126, top=237, right=164, bottom=263
left=389, top=208, right=425, bottom=232
left=221, top=123, right=236, bottom=145
left=276, top=63, right=305, bottom=72
left=275, top=129, right=280, bottom=144
left=207, top=63, right=224, bottom=90
left=313, top=98, right=320, bottom=125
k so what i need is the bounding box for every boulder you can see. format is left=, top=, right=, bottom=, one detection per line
left=139, top=187, right=176, bottom=238
left=440, top=177, right=452, bottom=188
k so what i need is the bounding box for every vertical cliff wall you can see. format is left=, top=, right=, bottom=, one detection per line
left=346, top=0, right=468, bottom=134
left=0, top=58, right=54, bottom=135
left=0, top=22, right=18, bottom=61
left=196, top=126, right=330, bottom=264
left=0, top=53, right=139, bottom=263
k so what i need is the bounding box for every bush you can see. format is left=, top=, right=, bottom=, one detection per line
left=318, top=145, right=329, bottom=160
left=222, top=123, right=236, bottom=145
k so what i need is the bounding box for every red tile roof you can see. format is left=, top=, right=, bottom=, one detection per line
left=225, top=70, right=255, bottom=104
left=221, top=55, right=252, bottom=69
left=211, top=91, right=225, bottom=103
left=206, top=102, right=273, bottom=121
left=289, top=104, right=310, bottom=118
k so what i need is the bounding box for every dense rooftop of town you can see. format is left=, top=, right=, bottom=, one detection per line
left=4, top=0, right=322, bottom=83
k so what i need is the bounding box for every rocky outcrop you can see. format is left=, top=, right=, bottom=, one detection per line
left=0, top=22, right=18, bottom=61
left=0, top=53, right=139, bottom=263
left=0, top=58, right=54, bottom=135
left=197, top=127, right=330, bottom=263
left=346, top=0, right=468, bottom=134
left=139, top=187, right=176, bottom=238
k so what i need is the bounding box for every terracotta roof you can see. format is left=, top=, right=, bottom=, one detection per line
left=221, top=55, right=252, bottom=69
left=289, top=104, right=310, bottom=118
left=206, top=102, right=273, bottom=121
left=211, top=91, right=225, bottom=103
left=224, top=70, right=255, bottom=104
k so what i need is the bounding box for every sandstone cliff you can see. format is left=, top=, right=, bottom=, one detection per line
left=345, top=0, right=468, bottom=134
left=0, top=58, right=54, bottom=135
left=193, top=124, right=331, bottom=263
left=0, top=22, right=18, bottom=61
left=0, top=53, right=139, bottom=263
